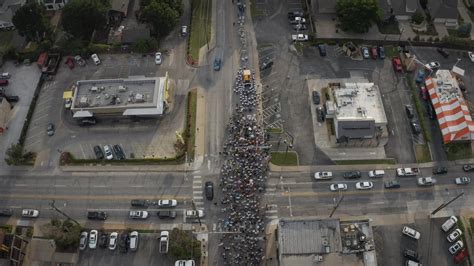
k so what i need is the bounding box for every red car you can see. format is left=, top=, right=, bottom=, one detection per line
left=392, top=57, right=402, bottom=72
left=371, top=47, right=377, bottom=59
left=65, top=57, right=75, bottom=69
left=454, top=248, right=468, bottom=263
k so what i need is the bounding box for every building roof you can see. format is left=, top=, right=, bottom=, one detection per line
left=425, top=70, right=474, bottom=143
left=110, top=0, right=130, bottom=16
left=333, top=82, right=387, bottom=124
left=378, top=0, right=421, bottom=17
left=429, top=0, right=458, bottom=19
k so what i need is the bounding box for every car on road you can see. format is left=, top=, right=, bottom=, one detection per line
left=91, top=53, right=101, bottom=65
left=405, top=105, right=415, bottom=119
left=112, top=144, right=126, bottom=160
left=0, top=208, right=13, bottom=217
left=155, top=52, right=162, bottom=65
left=131, top=199, right=150, bottom=207
left=89, top=230, right=98, bottom=249
left=109, top=232, right=118, bottom=250
left=368, top=170, right=384, bottom=178
left=21, top=209, right=39, bottom=218
left=402, top=226, right=421, bottom=240
left=437, top=47, right=449, bottom=58
left=312, top=91, right=320, bottom=105
left=455, top=177, right=471, bottom=185
left=356, top=181, right=373, bottom=190
left=330, top=183, right=347, bottom=192
left=99, top=232, right=108, bottom=248
left=432, top=167, right=447, bottom=174
left=392, top=57, right=402, bottom=72
left=119, top=231, right=129, bottom=253
left=463, top=164, right=474, bottom=172
left=129, top=210, right=149, bottom=219
left=80, top=232, right=88, bottom=250
left=469, top=51, right=474, bottom=62
left=175, top=260, right=196, bottom=266
left=129, top=231, right=139, bottom=251
left=93, top=145, right=104, bottom=160
left=425, top=61, right=440, bottom=71
left=403, top=249, right=420, bottom=262
left=316, top=106, right=325, bottom=122
left=157, top=211, right=177, bottom=219
left=449, top=240, right=464, bottom=255
left=181, top=26, right=187, bottom=36
left=47, top=123, right=55, bottom=136
left=87, top=211, right=107, bottom=220
left=186, top=210, right=204, bottom=218
left=370, top=46, right=377, bottom=59
left=103, top=145, right=113, bottom=160
left=447, top=229, right=462, bottom=243
left=158, top=199, right=178, bottom=208
left=318, top=44, right=327, bottom=57
left=213, top=58, right=222, bottom=71
left=384, top=180, right=400, bottom=189
left=343, top=171, right=361, bottom=179
left=288, top=10, right=304, bottom=18
left=378, top=45, right=385, bottom=59
left=410, top=121, right=421, bottom=135
left=362, top=47, right=370, bottom=59
left=64, top=98, right=72, bottom=109
left=314, top=171, right=333, bottom=180
left=205, top=181, right=214, bottom=200
left=454, top=248, right=468, bottom=263
left=417, top=177, right=436, bottom=186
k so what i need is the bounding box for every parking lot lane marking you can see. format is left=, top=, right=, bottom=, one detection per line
left=194, top=202, right=204, bottom=205
left=79, top=144, right=86, bottom=159
left=193, top=186, right=202, bottom=189
left=193, top=180, right=202, bottom=184
left=265, top=210, right=278, bottom=213
left=193, top=191, right=202, bottom=194
left=131, top=185, right=144, bottom=188
left=266, top=216, right=278, bottom=219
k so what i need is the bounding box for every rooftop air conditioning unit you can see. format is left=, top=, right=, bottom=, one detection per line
left=135, top=93, right=145, bottom=103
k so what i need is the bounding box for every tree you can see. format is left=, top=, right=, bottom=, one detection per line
left=12, top=3, right=50, bottom=42
left=43, top=219, right=82, bottom=252
left=169, top=228, right=201, bottom=260
left=62, top=0, right=109, bottom=40
left=5, top=143, right=24, bottom=165
left=336, top=0, right=380, bottom=33
left=140, top=0, right=183, bottom=38
left=457, top=23, right=472, bottom=38
left=133, top=38, right=158, bottom=53
left=411, top=11, right=424, bottom=25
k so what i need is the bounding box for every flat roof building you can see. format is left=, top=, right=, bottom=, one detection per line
left=425, top=69, right=474, bottom=143
left=328, top=82, right=387, bottom=140
left=70, top=74, right=172, bottom=118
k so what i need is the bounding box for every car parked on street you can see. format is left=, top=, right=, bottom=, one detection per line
left=437, top=47, right=449, bottom=58
left=93, top=145, right=104, bottom=160
left=378, top=45, right=385, bottom=59
left=318, top=44, right=327, bottom=57
left=463, top=164, right=474, bottom=172
left=402, top=226, right=421, bottom=240
left=109, top=232, right=118, bottom=250
left=449, top=240, right=464, bottom=255
left=343, top=171, right=361, bottom=179
left=89, top=230, right=98, bottom=249
left=469, top=51, right=474, bottom=62
left=425, top=61, right=440, bottom=71
left=131, top=199, right=150, bottom=207
left=113, top=144, right=125, bottom=160
left=87, top=211, right=107, bottom=220
left=455, top=177, right=471, bottom=185
left=0, top=208, right=13, bottom=217
left=79, top=117, right=97, bottom=126
left=417, top=177, right=436, bottom=186
left=293, top=24, right=307, bottom=31
left=384, top=180, right=400, bottom=189
left=129, top=210, right=149, bottom=219
left=21, top=209, right=39, bottom=218
left=157, top=211, right=177, bottom=219
left=411, top=121, right=421, bottom=135
left=316, top=106, right=325, bottom=122
left=447, top=229, right=462, bottom=243
left=330, top=183, right=347, bottom=192
left=314, top=171, right=333, bottom=180
left=405, top=105, right=415, bottom=119
left=356, top=181, right=373, bottom=190
left=80, top=232, right=88, bottom=250
left=158, top=199, right=178, bottom=208
left=362, top=47, right=370, bottom=59
left=205, top=181, right=214, bottom=200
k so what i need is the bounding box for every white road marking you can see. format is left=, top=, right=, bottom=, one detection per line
left=193, top=191, right=202, bottom=194
left=193, top=196, right=204, bottom=200
left=265, top=210, right=278, bottom=213
left=193, top=185, right=202, bottom=189
left=54, top=185, right=66, bottom=187
left=15, top=184, right=27, bottom=187
left=93, top=185, right=108, bottom=188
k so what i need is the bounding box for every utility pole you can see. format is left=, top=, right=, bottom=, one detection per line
left=329, top=195, right=344, bottom=218
left=431, top=192, right=464, bottom=216
left=49, top=200, right=80, bottom=226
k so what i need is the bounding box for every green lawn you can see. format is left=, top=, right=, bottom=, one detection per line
left=270, top=151, right=298, bottom=166
left=415, top=144, right=431, bottom=163
left=377, top=21, right=400, bottom=35
left=189, top=0, right=212, bottom=61
left=186, top=89, right=198, bottom=159
left=445, top=142, right=472, bottom=160
left=384, top=45, right=398, bottom=58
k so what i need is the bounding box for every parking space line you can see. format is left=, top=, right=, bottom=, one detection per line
left=79, top=144, right=86, bottom=159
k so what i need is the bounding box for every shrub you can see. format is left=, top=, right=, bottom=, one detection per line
left=411, top=11, right=424, bottom=25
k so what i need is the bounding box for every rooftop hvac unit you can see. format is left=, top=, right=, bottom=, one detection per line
left=79, top=96, right=89, bottom=107
left=135, top=93, right=145, bottom=103
left=118, top=85, right=127, bottom=92
left=90, top=86, right=98, bottom=93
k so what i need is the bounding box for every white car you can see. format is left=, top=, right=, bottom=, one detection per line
left=362, top=47, right=370, bottom=59
left=129, top=210, right=149, bottom=219
left=129, top=231, right=139, bottom=251
left=91, top=53, right=101, bottom=65
left=79, top=231, right=88, bottom=250
left=447, top=228, right=462, bottom=243
left=356, top=181, right=373, bottom=190
left=314, top=171, right=333, bottom=180
left=155, top=52, right=162, bottom=65
left=425, top=61, right=440, bottom=70
left=402, top=226, right=421, bottom=240
left=469, top=51, right=474, bottom=62
left=104, top=145, right=113, bottom=160
left=329, top=183, right=347, bottom=192
left=158, top=199, right=177, bottom=208
left=175, top=260, right=195, bottom=266
left=455, top=177, right=471, bottom=185
left=89, top=230, right=98, bottom=249
left=449, top=240, right=464, bottom=255
left=185, top=210, right=204, bottom=218
left=291, top=34, right=308, bottom=41
left=21, top=209, right=39, bottom=218
left=108, top=232, right=118, bottom=250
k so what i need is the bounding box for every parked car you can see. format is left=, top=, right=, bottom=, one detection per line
left=405, top=105, right=415, bottom=119
left=455, top=177, right=471, bottom=185
left=362, top=47, right=370, bottom=59
left=74, top=55, right=86, bottom=66
left=293, top=24, right=307, bottom=31
left=91, top=53, right=101, bottom=65
left=417, top=177, right=436, bottom=186
left=437, top=47, right=449, bottom=58
left=316, top=106, right=325, bottom=122
left=469, top=51, right=474, bottom=62
left=403, top=249, right=420, bottom=262
left=392, top=57, right=402, bottom=72
left=449, top=240, right=464, bottom=255
left=289, top=17, right=306, bottom=25
left=21, top=209, right=39, bottom=218
left=93, top=145, right=104, bottom=160
left=368, top=170, right=384, bottom=178
left=314, top=171, right=333, bottom=180
left=205, top=181, right=214, bottom=200
left=79, top=118, right=97, bottom=126
left=64, top=98, right=72, bottom=109
left=402, top=226, right=421, bottom=240
left=129, top=231, right=139, bottom=251
left=112, top=144, right=125, bottom=160
left=0, top=79, right=8, bottom=86
left=378, top=45, right=385, bottom=59
left=370, top=46, right=378, bottom=59
left=343, top=171, right=361, bottom=179
left=291, top=34, right=308, bottom=41
left=89, top=230, right=98, bottom=249
left=129, top=210, right=149, bottom=219
left=318, top=44, right=327, bottom=57
left=415, top=70, right=425, bottom=83
left=181, top=26, right=188, bottom=36
left=0, top=208, right=13, bottom=217
left=155, top=52, right=162, bottom=65
left=158, top=199, right=178, bottom=208
left=119, top=231, right=129, bottom=253
left=213, top=58, right=222, bottom=71
left=288, top=10, right=304, bottom=19
left=260, top=58, right=273, bottom=71
left=355, top=181, right=373, bottom=190
left=104, top=145, right=113, bottom=160
left=80, top=232, right=88, bottom=250
left=0, top=72, right=11, bottom=79
left=463, top=164, right=474, bottom=172
left=65, top=56, right=75, bottom=69
left=131, top=199, right=150, bottom=207
left=447, top=229, right=462, bottom=243
left=384, top=180, right=400, bottom=189
left=426, top=103, right=436, bottom=120
left=312, top=91, right=320, bottom=105
left=454, top=248, right=468, bottom=263
left=425, top=61, right=440, bottom=71
left=109, top=232, right=118, bottom=250
left=157, top=211, right=177, bottom=219
left=87, top=211, right=107, bottom=220
left=185, top=210, right=204, bottom=218
left=99, top=232, right=108, bottom=248
left=420, top=85, right=428, bottom=101
left=432, top=167, right=447, bottom=175
left=411, top=121, right=421, bottom=135
left=47, top=123, right=55, bottom=136
left=330, top=183, right=347, bottom=192
left=441, top=216, right=458, bottom=232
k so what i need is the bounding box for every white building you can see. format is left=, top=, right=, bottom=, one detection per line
left=38, top=0, right=68, bottom=11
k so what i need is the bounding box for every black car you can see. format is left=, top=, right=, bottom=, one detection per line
left=213, top=58, right=222, bottom=71
left=318, top=44, right=327, bottom=57
left=411, top=121, right=421, bottom=135
left=157, top=211, right=177, bottom=219
left=93, top=145, right=104, bottom=160
left=113, top=144, right=126, bottom=160
left=312, top=91, right=320, bottom=105
left=384, top=180, right=400, bottom=189
left=432, top=167, right=448, bottom=175
left=205, top=181, right=214, bottom=200
left=87, top=211, right=107, bottom=220
left=343, top=171, right=361, bottom=179
left=405, top=105, right=414, bottom=119
left=99, top=232, right=108, bottom=248
left=79, top=117, right=97, bottom=126
left=118, top=231, right=129, bottom=253
left=5, top=95, right=19, bottom=102
left=463, top=164, right=474, bottom=172
left=403, top=249, right=420, bottom=262
left=131, top=199, right=150, bottom=207
left=316, top=106, right=325, bottom=122
left=426, top=103, right=436, bottom=120
left=378, top=45, right=385, bottom=59
left=288, top=10, right=304, bottom=19
left=437, top=47, right=449, bottom=58
left=0, top=208, right=13, bottom=217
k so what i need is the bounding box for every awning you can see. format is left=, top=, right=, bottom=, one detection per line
left=123, top=108, right=162, bottom=116
left=73, top=110, right=93, bottom=118
left=452, top=66, right=465, bottom=77
left=63, top=91, right=73, bottom=99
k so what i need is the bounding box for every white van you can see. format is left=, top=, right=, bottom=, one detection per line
left=441, top=216, right=458, bottom=232
left=368, top=170, right=385, bottom=178
left=129, top=231, right=139, bottom=251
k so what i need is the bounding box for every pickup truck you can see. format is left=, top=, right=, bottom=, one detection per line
left=292, top=34, right=308, bottom=41
left=417, top=177, right=436, bottom=186
left=396, top=168, right=420, bottom=177
left=159, top=231, right=169, bottom=254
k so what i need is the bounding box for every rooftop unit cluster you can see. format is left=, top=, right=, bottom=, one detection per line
left=77, top=85, right=151, bottom=108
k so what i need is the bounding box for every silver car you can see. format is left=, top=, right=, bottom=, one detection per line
left=330, top=183, right=347, bottom=192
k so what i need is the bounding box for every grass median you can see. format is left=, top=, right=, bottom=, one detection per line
left=270, top=151, right=298, bottom=166
left=189, top=0, right=212, bottom=61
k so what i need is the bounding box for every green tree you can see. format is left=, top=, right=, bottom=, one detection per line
left=457, top=23, right=472, bottom=38
left=411, top=11, right=424, bottom=25
left=5, top=143, right=24, bottom=165
left=169, top=228, right=201, bottom=260
left=62, top=0, right=109, bottom=40
left=12, top=3, right=50, bottom=42
left=44, top=219, right=82, bottom=252
left=336, top=0, right=380, bottom=33
left=140, top=0, right=183, bottom=38
left=133, top=38, right=158, bottom=53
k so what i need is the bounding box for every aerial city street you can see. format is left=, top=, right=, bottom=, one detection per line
left=2, top=0, right=474, bottom=265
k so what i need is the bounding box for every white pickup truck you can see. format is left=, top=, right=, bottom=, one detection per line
left=396, top=168, right=420, bottom=177
left=159, top=231, right=169, bottom=254
left=292, top=34, right=308, bottom=41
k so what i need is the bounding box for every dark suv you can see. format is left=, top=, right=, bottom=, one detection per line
left=131, top=199, right=150, bottom=207
left=403, top=249, right=420, bottom=262
left=205, top=181, right=214, bottom=200
left=157, top=211, right=177, bottom=219
left=343, top=171, right=361, bottom=179
left=87, top=211, right=107, bottom=220
left=93, top=145, right=104, bottom=160
left=0, top=208, right=13, bottom=217
left=113, top=144, right=126, bottom=160
left=405, top=105, right=414, bottom=119
left=437, top=47, right=449, bottom=58
left=119, top=231, right=129, bottom=253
